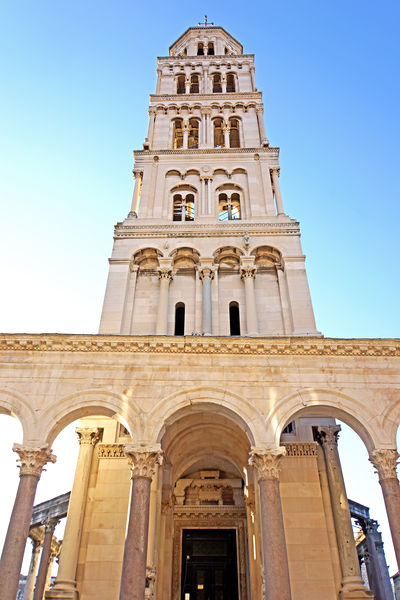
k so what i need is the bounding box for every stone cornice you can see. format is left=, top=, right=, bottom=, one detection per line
left=114, top=220, right=300, bottom=239
left=1, top=334, right=399, bottom=357
left=150, top=92, right=262, bottom=102
left=158, top=54, right=254, bottom=63
left=134, top=146, right=278, bottom=157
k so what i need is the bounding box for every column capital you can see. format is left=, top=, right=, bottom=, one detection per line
left=248, top=447, right=286, bottom=480
left=13, top=444, right=56, bottom=478
left=240, top=266, right=256, bottom=279
left=158, top=267, right=173, bottom=281
left=198, top=265, right=215, bottom=280
left=76, top=427, right=101, bottom=446
left=43, top=517, right=59, bottom=535
left=132, top=168, right=143, bottom=179
left=364, top=518, right=379, bottom=536
left=270, top=166, right=280, bottom=177
left=369, top=449, right=399, bottom=481
left=124, top=444, right=164, bottom=479
left=256, top=104, right=264, bottom=114
left=317, top=425, right=341, bottom=446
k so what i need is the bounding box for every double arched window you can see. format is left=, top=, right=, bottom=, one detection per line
left=173, top=119, right=183, bottom=149
left=218, top=192, right=241, bottom=221
left=173, top=192, right=195, bottom=221
left=188, top=118, right=199, bottom=149
left=176, top=75, right=185, bottom=94
left=226, top=73, right=236, bottom=92
left=190, top=74, right=199, bottom=94
left=212, top=73, right=222, bottom=93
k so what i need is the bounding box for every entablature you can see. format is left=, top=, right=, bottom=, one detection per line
left=134, top=147, right=279, bottom=158
left=150, top=92, right=262, bottom=102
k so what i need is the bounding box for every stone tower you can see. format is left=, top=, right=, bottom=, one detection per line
left=99, top=24, right=320, bottom=339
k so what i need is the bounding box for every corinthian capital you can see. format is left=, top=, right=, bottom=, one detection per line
left=76, top=427, right=101, bottom=446
left=369, top=449, right=399, bottom=481
left=240, top=266, right=256, bottom=279
left=125, top=444, right=164, bottom=479
left=317, top=425, right=341, bottom=447
left=13, top=444, right=56, bottom=477
left=199, top=266, right=215, bottom=281
left=248, top=447, right=286, bottom=480
left=158, top=267, right=173, bottom=281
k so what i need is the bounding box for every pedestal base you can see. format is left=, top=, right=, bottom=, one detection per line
left=45, top=581, right=78, bottom=600
left=340, top=576, right=374, bottom=599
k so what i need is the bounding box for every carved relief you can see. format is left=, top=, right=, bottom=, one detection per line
left=13, top=444, right=56, bottom=477
left=369, top=449, right=400, bottom=480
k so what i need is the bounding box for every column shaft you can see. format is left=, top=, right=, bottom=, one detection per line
left=369, top=450, right=400, bottom=569
left=33, top=520, right=58, bottom=600
left=240, top=263, right=259, bottom=336
left=318, top=426, right=372, bottom=597
left=271, top=169, right=284, bottom=215
left=364, top=521, right=394, bottom=600
left=249, top=449, right=291, bottom=600
left=277, top=267, right=293, bottom=334
left=256, top=107, right=268, bottom=145
left=23, top=540, right=41, bottom=600
left=0, top=445, right=55, bottom=600
left=48, top=429, right=99, bottom=598
left=156, top=268, right=172, bottom=335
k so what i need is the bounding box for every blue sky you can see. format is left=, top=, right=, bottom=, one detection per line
left=0, top=0, right=399, bottom=579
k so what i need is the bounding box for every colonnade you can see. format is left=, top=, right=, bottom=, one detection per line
left=0, top=425, right=399, bottom=600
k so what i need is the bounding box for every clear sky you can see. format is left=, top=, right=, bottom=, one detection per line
left=0, top=0, right=399, bottom=583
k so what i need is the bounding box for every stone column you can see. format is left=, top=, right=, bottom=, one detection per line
left=318, top=426, right=373, bottom=598
left=47, top=428, right=100, bottom=600
left=248, top=447, right=291, bottom=600
left=33, top=518, right=59, bottom=600
left=276, top=265, right=293, bottom=335
left=221, top=74, right=227, bottom=93
left=240, top=258, right=259, bottom=336
left=129, top=169, right=143, bottom=217
left=182, top=122, right=189, bottom=149
left=369, top=449, right=400, bottom=569
left=270, top=168, right=285, bottom=215
left=223, top=121, right=230, bottom=148
left=199, top=263, right=214, bottom=335
left=155, top=259, right=173, bottom=335
left=256, top=105, right=269, bottom=146
left=23, top=538, right=42, bottom=600
left=0, top=445, right=56, bottom=600
left=250, top=65, right=256, bottom=91
left=119, top=444, right=163, bottom=600
left=185, top=76, right=190, bottom=94
left=147, top=108, right=156, bottom=147
left=364, top=519, right=394, bottom=600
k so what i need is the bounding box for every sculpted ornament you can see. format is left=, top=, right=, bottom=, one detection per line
left=317, top=425, right=341, bottom=446
left=158, top=267, right=173, bottom=281
left=248, top=447, right=286, bottom=480
left=240, top=266, right=256, bottom=279
left=369, top=449, right=399, bottom=480
left=13, top=444, right=56, bottom=477
left=125, top=444, right=164, bottom=479
left=76, top=427, right=101, bottom=446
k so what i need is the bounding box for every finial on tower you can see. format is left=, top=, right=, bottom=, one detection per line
left=198, top=15, right=214, bottom=26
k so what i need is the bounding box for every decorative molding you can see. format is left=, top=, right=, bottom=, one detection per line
left=369, top=449, right=400, bottom=480
left=1, top=334, right=399, bottom=357
left=124, top=444, right=163, bottom=478
left=174, top=505, right=246, bottom=518
left=283, top=443, right=318, bottom=457
left=157, top=54, right=255, bottom=63
left=98, top=444, right=126, bottom=459
left=13, top=444, right=56, bottom=477
left=134, top=146, right=278, bottom=156
left=150, top=92, right=262, bottom=102
left=248, top=447, right=286, bottom=480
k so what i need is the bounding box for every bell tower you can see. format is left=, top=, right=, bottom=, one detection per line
left=99, top=24, right=320, bottom=338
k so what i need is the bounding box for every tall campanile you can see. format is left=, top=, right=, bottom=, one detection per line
left=99, top=24, right=320, bottom=339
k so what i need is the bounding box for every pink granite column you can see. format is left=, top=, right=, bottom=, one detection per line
left=369, top=449, right=400, bottom=568
left=0, top=444, right=56, bottom=600
left=119, top=445, right=163, bottom=600
left=318, top=426, right=373, bottom=598
left=33, top=518, right=59, bottom=600
left=249, top=447, right=291, bottom=600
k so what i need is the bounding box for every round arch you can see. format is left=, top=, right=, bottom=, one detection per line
left=37, top=389, right=141, bottom=446
left=0, top=388, right=36, bottom=442
left=147, top=386, right=268, bottom=446
left=268, top=388, right=383, bottom=452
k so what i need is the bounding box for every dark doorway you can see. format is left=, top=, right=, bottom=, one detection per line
left=229, top=302, right=240, bottom=336
left=181, top=529, right=239, bottom=600
left=175, top=303, right=185, bottom=335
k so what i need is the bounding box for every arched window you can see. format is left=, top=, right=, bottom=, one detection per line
left=173, top=119, right=183, bottom=149
left=197, top=43, right=204, bottom=56
left=229, top=302, right=240, bottom=335
left=190, top=74, right=199, bottom=93
left=175, top=303, right=185, bottom=335
left=227, top=73, right=236, bottom=92
left=213, top=118, right=224, bottom=148
left=219, top=192, right=241, bottom=221
left=188, top=118, right=199, bottom=149
left=208, top=42, right=215, bottom=55
left=212, top=73, right=222, bottom=93
left=173, top=192, right=195, bottom=221
left=229, top=118, right=240, bottom=148
left=177, top=75, right=185, bottom=94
